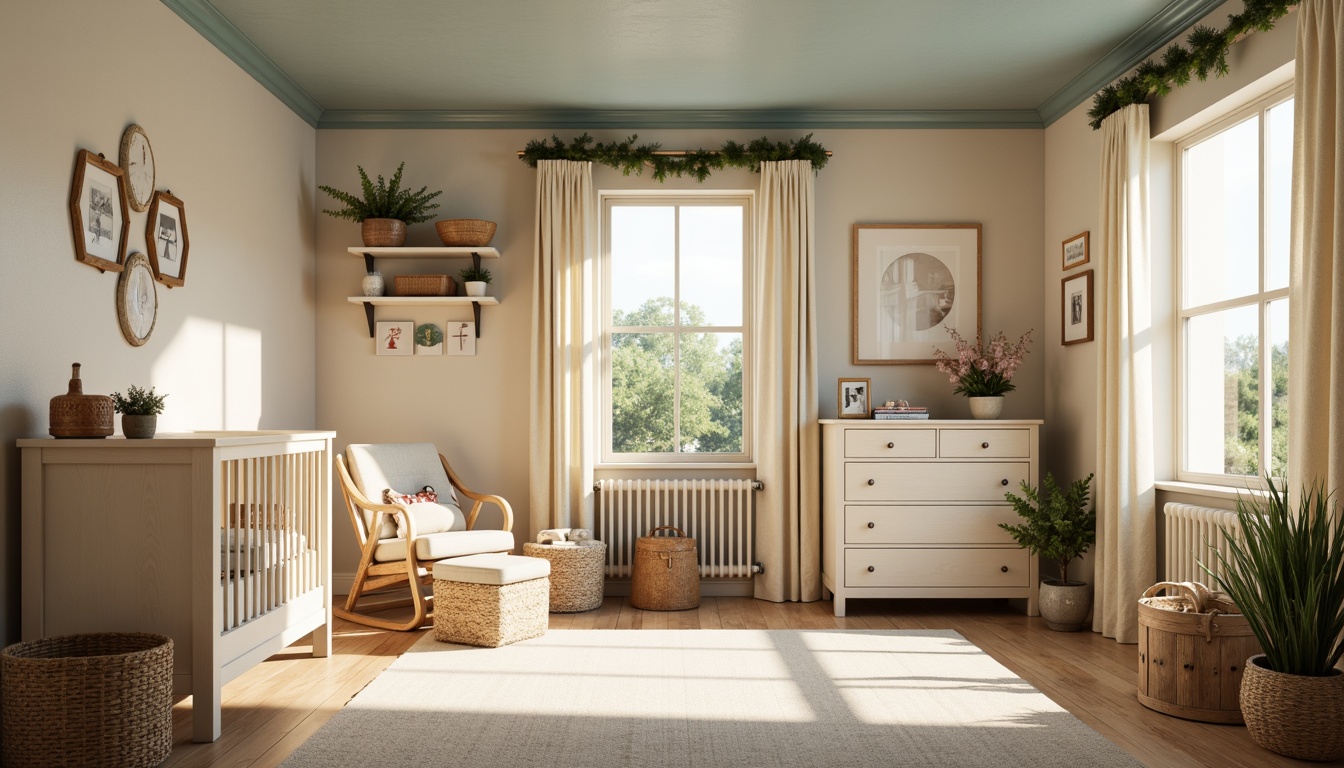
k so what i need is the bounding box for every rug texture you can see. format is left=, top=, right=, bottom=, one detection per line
left=281, top=629, right=1139, bottom=768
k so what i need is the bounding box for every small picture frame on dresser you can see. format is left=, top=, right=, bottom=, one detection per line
left=837, top=378, right=871, bottom=418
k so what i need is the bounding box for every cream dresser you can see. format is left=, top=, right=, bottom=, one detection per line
left=820, top=419, right=1042, bottom=617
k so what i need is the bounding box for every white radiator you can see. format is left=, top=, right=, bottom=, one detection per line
left=595, top=479, right=759, bottom=579
left=1163, top=502, right=1243, bottom=584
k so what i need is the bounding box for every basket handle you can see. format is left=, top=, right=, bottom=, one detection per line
left=646, top=525, right=688, bottom=538
left=1141, top=581, right=1211, bottom=612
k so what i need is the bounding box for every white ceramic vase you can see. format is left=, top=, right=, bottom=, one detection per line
left=968, top=396, right=1005, bottom=419
left=464, top=281, right=487, bottom=297
left=361, top=271, right=384, bottom=297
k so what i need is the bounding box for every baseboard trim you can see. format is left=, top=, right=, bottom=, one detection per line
left=333, top=572, right=755, bottom=598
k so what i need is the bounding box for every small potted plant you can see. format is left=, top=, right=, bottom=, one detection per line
left=1204, top=478, right=1344, bottom=762
left=1000, top=472, right=1096, bottom=631
left=319, top=162, right=442, bottom=247
left=459, top=265, right=492, bottom=297
left=111, top=385, right=167, bottom=439
left=931, top=328, right=1033, bottom=419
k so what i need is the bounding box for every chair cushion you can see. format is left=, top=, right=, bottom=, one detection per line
left=346, top=443, right=462, bottom=539
left=433, top=553, right=550, bottom=586
left=373, top=528, right=515, bottom=563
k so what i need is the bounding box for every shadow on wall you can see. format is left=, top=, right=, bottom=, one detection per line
left=1, top=403, right=37, bottom=645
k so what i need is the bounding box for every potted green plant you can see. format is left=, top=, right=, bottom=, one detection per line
left=111, top=385, right=167, bottom=439
left=1000, top=472, right=1096, bottom=631
left=459, top=265, right=492, bottom=297
left=319, top=162, right=442, bottom=247
left=1203, top=478, right=1344, bottom=762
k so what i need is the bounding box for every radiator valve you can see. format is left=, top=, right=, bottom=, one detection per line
left=752, top=561, right=765, bottom=574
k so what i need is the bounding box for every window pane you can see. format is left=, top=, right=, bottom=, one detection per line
left=1183, top=117, right=1259, bottom=307
left=610, top=332, right=674, bottom=453
left=1268, top=299, right=1289, bottom=478
left=610, top=207, right=674, bottom=324
left=1185, top=306, right=1259, bottom=476
left=1265, top=99, right=1294, bottom=291
left=678, top=332, right=742, bottom=453
left=679, top=206, right=744, bottom=326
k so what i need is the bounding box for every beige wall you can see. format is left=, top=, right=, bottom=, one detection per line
left=317, top=128, right=1045, bottom=585
left=0, top=1, right=318, bottom=644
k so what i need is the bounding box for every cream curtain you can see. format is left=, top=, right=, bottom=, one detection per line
left=1289, top=0, right=1344, bottom=498
left=528, top=160, right=596, bottom=541
left=1093, top=104, right=1157, bottom=644
left=754, top=160, right=821, bottom=602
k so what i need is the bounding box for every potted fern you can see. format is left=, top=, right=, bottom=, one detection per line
left=1203, top=478, right=1344, bottom=762
left=459, top=264, right=492, bottom=297
left=111, top=385, right=167, bottom=439
left=319, top=162, right=442, bottom=247
left=1000, top=472, right=1096, bottom=631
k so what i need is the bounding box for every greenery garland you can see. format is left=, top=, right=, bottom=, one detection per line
left=520, top=133, right=829, bottom=181
left=1088, top=0, right=1297, bottom=130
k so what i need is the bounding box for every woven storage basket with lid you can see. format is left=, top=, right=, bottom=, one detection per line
left=1136, top=581, right=1260, bottom=724
left=631, top=526, right=700, bottom=611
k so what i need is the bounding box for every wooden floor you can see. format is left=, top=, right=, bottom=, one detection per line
left=161, top=597, right=1327, bottom=768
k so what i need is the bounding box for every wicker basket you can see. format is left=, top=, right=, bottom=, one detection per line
left=1240, top=655, right=1344, bottom=761
left=1, top=633, right=173, bottom=768
left=361, top=217, right=406, bottom=247
left=524, top=541, right=607, bottom=612
left=631, top=526, right=700, bottom=611
left=1137, top=581, right=1260, bottom=724
left=435, top=218, right=496, bottom=247
left=394, top=274, right=456, bottom=296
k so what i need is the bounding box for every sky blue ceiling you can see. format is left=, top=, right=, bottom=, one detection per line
left=164, top=0, right=1229, bottom=128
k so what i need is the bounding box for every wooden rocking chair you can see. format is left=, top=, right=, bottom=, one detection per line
left=335, top=443, right=515, bottom=630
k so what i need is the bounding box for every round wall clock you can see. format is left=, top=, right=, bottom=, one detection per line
left=117, top=252, right=157, bottom=346
left=119, top=124, right=155, bottom=213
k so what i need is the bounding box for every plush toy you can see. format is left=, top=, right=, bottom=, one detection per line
left=567, top=528, right=593, bottom=543
left=537, top=528, right=571, bottom=544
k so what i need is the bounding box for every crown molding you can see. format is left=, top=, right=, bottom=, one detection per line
left=316, top=109, right=1044, bottom=130
left=161, top=0, right=323, bottom=127
left=1036, top=0, right=1228, bottom=127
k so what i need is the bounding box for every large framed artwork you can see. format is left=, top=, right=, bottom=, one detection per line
left=852, top=224, right=981, bottom=364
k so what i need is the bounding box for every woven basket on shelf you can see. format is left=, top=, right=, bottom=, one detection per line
left=436, top=218, right=496, bottom=247
left=524, top=541, right=607, bottom=613
left=1, top=632, right=173, bottom=768
left=1240, top=655, right=1344, bottom=761
left=361, top=217, right=406, bottom=247
left=631, top=526, right=700, bottom=611
left=394, top=274, right=456, bottom=296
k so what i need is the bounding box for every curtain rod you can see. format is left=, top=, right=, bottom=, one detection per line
left=515, top=149, right=833, bottom=158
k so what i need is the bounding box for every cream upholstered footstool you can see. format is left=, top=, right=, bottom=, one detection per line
left=432, top=554, right=550, bottom=647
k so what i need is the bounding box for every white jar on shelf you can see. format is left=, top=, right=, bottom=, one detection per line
left=361, top=271, right=384, bottom=297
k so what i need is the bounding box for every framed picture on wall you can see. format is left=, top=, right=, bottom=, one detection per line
left=68, top=149, right=129, bottom=273
left=375, top=321, right=414, bottom=356
left=445, top=321, right=477, bottom=356
left=1061, top=270, right=1094, bottom=345
left=837, top=377, right=871, bottom=419
left=852, top=224, right=981, bottom=364
left=1062, top=231, right=1089, bottom=270
left=146, top=191, right=190, bottom=288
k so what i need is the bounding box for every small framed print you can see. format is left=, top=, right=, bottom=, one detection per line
left=146, top=191, right=190, bottom=288
left=69, top=149, right=129, bottom=273
left=445, top=321, right=477, bottom=356
left=414, top=323, right=443, bottom=355
left=1061, top=270, right=1094, bottom=346
left=375, top=321, right=414, bottom=356
left=1062, top=231, right=1090, bottom=270
left=837, top=377, right=871, bottom=419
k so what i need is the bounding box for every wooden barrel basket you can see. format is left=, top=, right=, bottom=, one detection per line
left=1137, top=581, right=1261, bottom=724
left=631, top=526, right=700, bottom=611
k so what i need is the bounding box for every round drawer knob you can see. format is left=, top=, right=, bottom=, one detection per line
left=1001, top=479, right=1009, bottom=486
left=1000, top=565, right=1009, bottom=573
left=982, top=441, right=990, bottom=449
left=867, top=522, right=876, bottom=529
left=867, top=479, right=876, bottom=486
left=887, top=442, right=895, bottom=449
left=867, top=566, right=875, bottom=573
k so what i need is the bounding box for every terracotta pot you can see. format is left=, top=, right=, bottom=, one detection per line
left=360, top=218, right=406, bottom=247
left=1038, top=579, right=1091, bottom=631
left=968, top=396, right=1004, bottom=419
left=121, top=414, right=157, bottom=439
left=1241, top=655, right=1344, bottom=761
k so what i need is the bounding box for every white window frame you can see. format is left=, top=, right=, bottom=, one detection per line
left=1174, top=84, right=1293, bottom=486
left=598, top=191, right=754, bottom=466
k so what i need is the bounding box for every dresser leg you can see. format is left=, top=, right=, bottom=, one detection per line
left=833, top=595, right=846, bottom=617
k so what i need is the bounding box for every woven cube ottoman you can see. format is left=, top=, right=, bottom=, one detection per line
left=432, top=554, right=550, bottom=647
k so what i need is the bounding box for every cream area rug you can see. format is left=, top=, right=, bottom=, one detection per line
left=281, top=629, right=1139, bottom=768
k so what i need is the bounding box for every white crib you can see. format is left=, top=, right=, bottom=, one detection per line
left=20, top=430, right=334, bottom=743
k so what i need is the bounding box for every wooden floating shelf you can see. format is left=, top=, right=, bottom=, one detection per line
left=347, top=296, right=499, bottom=338
left=346, top=246, right=500, bottom=259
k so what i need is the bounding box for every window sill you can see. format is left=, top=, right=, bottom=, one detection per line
left=1155, top=480, right=1266, bottom=503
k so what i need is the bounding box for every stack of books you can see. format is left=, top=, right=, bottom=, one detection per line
left=871, top=404, right=929, bottom=420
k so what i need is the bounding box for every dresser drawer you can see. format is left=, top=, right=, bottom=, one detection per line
left=844, top=548, right=1030, bottom=588
left=845, top=429, right=936, bottom=458
left=844, top=505, right=1020, bottom=545
left=939, top=428, right=1031, bottom=458
left=844, top=462, right=1029, bottom=502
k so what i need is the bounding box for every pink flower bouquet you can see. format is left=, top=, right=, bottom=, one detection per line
left=932, top=328, right=1033, bottom=397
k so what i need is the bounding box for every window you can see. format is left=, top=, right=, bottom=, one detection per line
left=1177, top=87, right=1292, bottom=483
left=600, top=194, right=752, bottom=463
